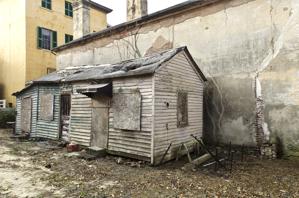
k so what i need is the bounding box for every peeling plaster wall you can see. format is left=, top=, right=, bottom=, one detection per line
left=57, top=0, right=299, bottom=155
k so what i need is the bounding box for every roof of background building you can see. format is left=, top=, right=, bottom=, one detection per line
left=13, top=46, right=206, bottom=96
left=53, top=0, right=221, bottom=52
left=87, top=0, right=113, bottom=13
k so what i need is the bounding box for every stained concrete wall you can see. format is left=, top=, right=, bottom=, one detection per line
left=56, top=0, right=299, bottom=156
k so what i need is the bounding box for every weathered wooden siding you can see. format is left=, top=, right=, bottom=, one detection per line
left=109, top=76, right=153, bottom=161
left=69, top=85, right=92, bottom=146
left=153, top=52, right=204, bottom=164
left=15, top=86, right=38, bottom=136
left=36, top=85, right=60, bottom=139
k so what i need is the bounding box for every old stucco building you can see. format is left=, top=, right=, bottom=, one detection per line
left=52, top=0, right=299, bottom=156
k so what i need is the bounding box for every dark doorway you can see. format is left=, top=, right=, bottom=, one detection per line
left=60, top=94, right=71, bottom=141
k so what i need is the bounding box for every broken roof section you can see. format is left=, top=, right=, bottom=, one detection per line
left=13, top=47, right=206, bottom=95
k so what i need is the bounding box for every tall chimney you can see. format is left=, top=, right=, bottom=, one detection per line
left=73, top=0, right=90, bottom=39
left=127, top=0, right=148, bottom=21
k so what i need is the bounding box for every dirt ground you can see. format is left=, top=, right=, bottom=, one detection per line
left=0, top=129, right=299, bottom=198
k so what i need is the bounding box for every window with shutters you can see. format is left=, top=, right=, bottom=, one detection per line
left=177, top=91, right=188, bottom=127
left=41, top=0, right=51, bottom=10
left=37, top=27, right=57, bottom=50
left=65, top=34, right=73, bottom=44
left=65, top=1, right=73, bottom=17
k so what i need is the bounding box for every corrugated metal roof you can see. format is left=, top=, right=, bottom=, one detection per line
left=64, top=47, right=183, bottom=82
left=13, top=46, right=207, bottom=96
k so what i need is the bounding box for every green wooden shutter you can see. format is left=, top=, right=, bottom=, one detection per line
left=70, top=3, right=73, bottom=17
left=42, top=0, right=46, bottom=8
left=65, top=1, right=67, bottom=15
left=37, top=27, right=42, bottom=48
left=52, top=31, right=57, bottom=48
left=48, top=0, right=52, bottom=10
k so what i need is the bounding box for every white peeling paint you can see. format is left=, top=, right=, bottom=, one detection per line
left=255, top=77, right=262, bottom=98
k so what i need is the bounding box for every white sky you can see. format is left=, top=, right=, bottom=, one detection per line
left=93, top=0, right=187, bottom=25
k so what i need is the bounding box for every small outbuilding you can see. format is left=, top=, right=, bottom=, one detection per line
left=14, top=46, right=207, bottom=164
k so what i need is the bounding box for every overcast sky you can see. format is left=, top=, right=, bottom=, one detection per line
left=93, top=0, right=187, bottom=25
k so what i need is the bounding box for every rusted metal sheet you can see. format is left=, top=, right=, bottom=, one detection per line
left=21, top=97, right=32, bottom=133
left=39, top=94, right=54, bottom=121
left=112, top=90, right=141, bottom=131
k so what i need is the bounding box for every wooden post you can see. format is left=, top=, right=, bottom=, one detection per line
left=159, top=143, right=172, bottom=165
left=191, top=134, right=226, bottom=169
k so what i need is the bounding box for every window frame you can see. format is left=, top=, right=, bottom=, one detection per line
left=65, top=1, right=73, bottom=17
left=65, top=34, right=73, bottom=44
left=177, top=91, right=188, bottom=128
left=37, top=27, right=57, bottom=50
left=41, top=0, right=52, bottom=10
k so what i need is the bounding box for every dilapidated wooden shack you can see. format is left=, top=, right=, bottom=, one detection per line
left=14, top=47, right=206, bottom=164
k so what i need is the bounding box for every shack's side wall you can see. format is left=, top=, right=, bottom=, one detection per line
left=36, top=85, right=60, bottom=139
left=69, top=85, right=92, bottom=146
left=153, top=52, right=204, bottom=164
left=108, top=76, right=153, bottom=161
left=15, top=86, right=38, bottom=136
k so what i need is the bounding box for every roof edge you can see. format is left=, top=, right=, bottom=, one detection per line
left=180, top=47, right=207, bottom=81
left=85, top=0, right=112, bottom=13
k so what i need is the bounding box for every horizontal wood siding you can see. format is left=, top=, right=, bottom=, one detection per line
left=15, top=86, right=38, bottom=137
left=69, top=85, right=92, bottom=146
left=36, top=85, right=61, bottom=140
left=154, top=52, right=204, bottom=164
left=109, top=76, right=153, bottom=160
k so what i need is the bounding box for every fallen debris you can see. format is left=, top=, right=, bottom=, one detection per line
left=66, top=143, right=80, bottom=152
left=0, top=129, right=299, bottom=197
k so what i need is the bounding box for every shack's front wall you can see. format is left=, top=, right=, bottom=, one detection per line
left=69, top=84, right=92, bottom=146
left=108, top=76, right=153, bottom=161
left=153, top=52, right=204, bottom=164
left=16, top=86, right=38, bottom=136
left=36, top=85, right=61, bottom=139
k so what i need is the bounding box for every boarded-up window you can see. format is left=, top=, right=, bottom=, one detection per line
left=113, top=90, right=141, bottom=131
left=39, top=94, right=54, bottom=121
left=177, top=91, right=188, bottom=127
left=21, top=97, right=32, bottom=133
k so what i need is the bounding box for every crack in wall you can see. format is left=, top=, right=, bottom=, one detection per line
left=255, top=0, right=298, bottom=145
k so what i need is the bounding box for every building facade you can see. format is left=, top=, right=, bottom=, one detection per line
left=53, top=0, right=299, bottom=157
left=0, top=0, right=111, bottom=106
